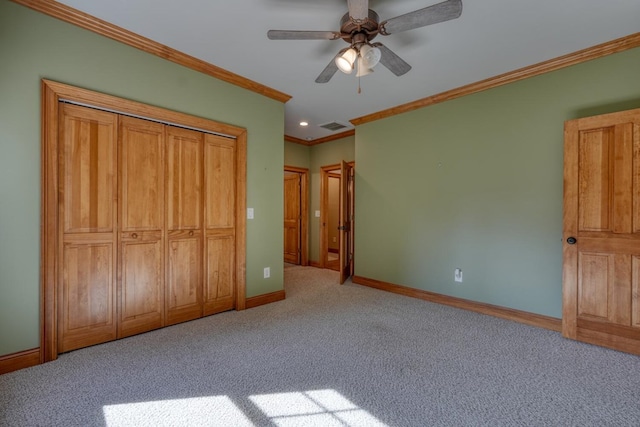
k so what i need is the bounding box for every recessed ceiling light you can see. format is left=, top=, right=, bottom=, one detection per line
left=299, top=121, right=309, bottom=127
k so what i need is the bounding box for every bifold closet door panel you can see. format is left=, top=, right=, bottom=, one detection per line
left=58, top=104, right=118, bottom=353
left=203, top=134, right=236, bottom=315
left=204, top=235, right=235, bottom=314
left=118, top=116, right=165, bottom=338
left=166, top=126, right=204, bottom=325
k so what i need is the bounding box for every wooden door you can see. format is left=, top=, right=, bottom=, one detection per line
left=165, top=126, right=203, bottom=325
left=203, top=134, right=236, bottom=315
left=118, top=116, right=165, bottom=338
left=284, top=173, right=301, bottom=264
left=58, top=104, right=118, bottom=353
left=339, top=161, right=354, bottom=284
left=563, top=108, right=640, bottom=354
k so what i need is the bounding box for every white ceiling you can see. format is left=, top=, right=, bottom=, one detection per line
left=56, top=0, right=640, bottom=141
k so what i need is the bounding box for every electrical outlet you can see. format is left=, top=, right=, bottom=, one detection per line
left=315, top=210, right=321, bottom=218
left=263, top=267, right=270, bottom=279
left=454, top=268, right=463, bottom=283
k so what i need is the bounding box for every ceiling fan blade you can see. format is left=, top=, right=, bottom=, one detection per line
left=373, top=43, right=411, bottom=76
left=380, top=0, right=462, bottom=35
left=347, top=0, right=369, bottom=21
left=315, top=53, right=341, bottom=83
left=267, top=30, right=341, bottom=40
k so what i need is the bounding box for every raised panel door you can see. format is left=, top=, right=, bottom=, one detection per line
left=166, top=126, right=203, bottom=325
left=339, top=161, right=354, bottom=284
left=58, top=104, right=117, bottom=353
left=563, top=110, right=640, bottom=354
left=203, top=134, right=236, bottom=313
left=118, top=116, right=165, bottom=337
left=284, top=173, right=300, bottom=264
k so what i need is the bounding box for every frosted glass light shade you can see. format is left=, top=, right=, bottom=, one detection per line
left=335, top=48, right=357, bottom=74
left=356, top=56, right=374, bottom=77
left=359, top=44, right=381, bottom=69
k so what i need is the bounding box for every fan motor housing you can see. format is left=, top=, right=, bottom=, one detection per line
left=340, top=9, right=379, bottom=43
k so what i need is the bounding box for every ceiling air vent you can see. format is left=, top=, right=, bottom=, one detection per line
left=319, top=121, right=350, bottom=132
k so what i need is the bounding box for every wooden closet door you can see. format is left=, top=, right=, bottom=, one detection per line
left=118, top=116, right=165, bottom=338
left=203, top=134, right=236, bottom=315
left=284, top=173, right=301, bottom=264
left=563, top=108, right=640, bottom=354
left=165, top=126, right=203, bottom=325
left=58, top=104, right=118, bottom=353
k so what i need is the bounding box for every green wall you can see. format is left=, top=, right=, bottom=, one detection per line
left=284, top=141, right=311, bottom=169
left=355, top=47, right=640, bottom=318
left=0, top=1, right=284, bottom=356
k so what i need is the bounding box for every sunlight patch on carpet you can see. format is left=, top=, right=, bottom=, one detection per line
left=249, top=389, right=388, bottom=427
left=103, top=395, right=253, bottom=426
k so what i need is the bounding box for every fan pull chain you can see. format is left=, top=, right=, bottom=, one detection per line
left=358, top=75, right=361, bottom=94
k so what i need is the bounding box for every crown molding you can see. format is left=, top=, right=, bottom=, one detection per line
left=284, top=135, right=309, bottom=146
left=285, top=129, right=355, bottom=146
left=11, top=0, right=291, bottom=103
left=351, top=32, right=640, bottom=126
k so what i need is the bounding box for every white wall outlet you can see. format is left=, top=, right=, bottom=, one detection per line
left=454, top=268, right=463, bottom=283
left=263, top=267, right=270, bottom=279
left=315, top=210, right=321, bottom=218
left=247, top=208, right=254, bottom=219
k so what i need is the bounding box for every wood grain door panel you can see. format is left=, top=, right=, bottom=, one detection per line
left=204, top=235, right=235, bottom=315
left=205, top=135, right=235, bottom=230
left=166, top=127, right=203, bottom=230
left=60, top=104, right=117, bottom=234
left=166, top=127, right=203, bottom=325
left=284, top=173, right=301, bottom=264
left=118, top=116, right=165, bottom=337
left=119, top=233, right=164, bottom=337
left=59, top=242, right=116, bottom=352
left=563, top=108, right=640, bottom=354
left=166, top=232, right=203, bottom=325
left=120, top=116, right=165, bottom=232
left=339, top=161, right=354, bottom=284
left=204, top=134, right=236, bottom=313
left=58, top=104, right=117, bottom=353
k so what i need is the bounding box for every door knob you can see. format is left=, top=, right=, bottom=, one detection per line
left=567, top=237, right=577, bottom=245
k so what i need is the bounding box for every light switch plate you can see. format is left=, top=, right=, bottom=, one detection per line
left=247, top=208, right=254, bottom=219
left=315, top=210, right=321, bottom=218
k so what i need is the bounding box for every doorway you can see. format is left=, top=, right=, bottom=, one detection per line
left=321, top=162, right=355, bottom=283
left=284, top=166, right=309, bottom=266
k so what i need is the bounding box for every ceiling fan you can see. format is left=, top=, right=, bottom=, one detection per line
left=267, top=0, right=463, bottom=83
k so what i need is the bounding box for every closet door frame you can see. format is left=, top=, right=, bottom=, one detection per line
left=41, top=79, right=247, bottom=362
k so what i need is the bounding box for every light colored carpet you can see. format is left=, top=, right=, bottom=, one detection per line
left=2, top=266, right=640, bottom=426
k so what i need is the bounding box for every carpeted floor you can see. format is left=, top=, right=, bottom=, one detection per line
left=2, top=266, right=640, bottom=426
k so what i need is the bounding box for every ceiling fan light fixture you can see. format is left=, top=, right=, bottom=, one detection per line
left=359, top=44, right=381, bottom=69
left=335, top=48, right=357, bottom=74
